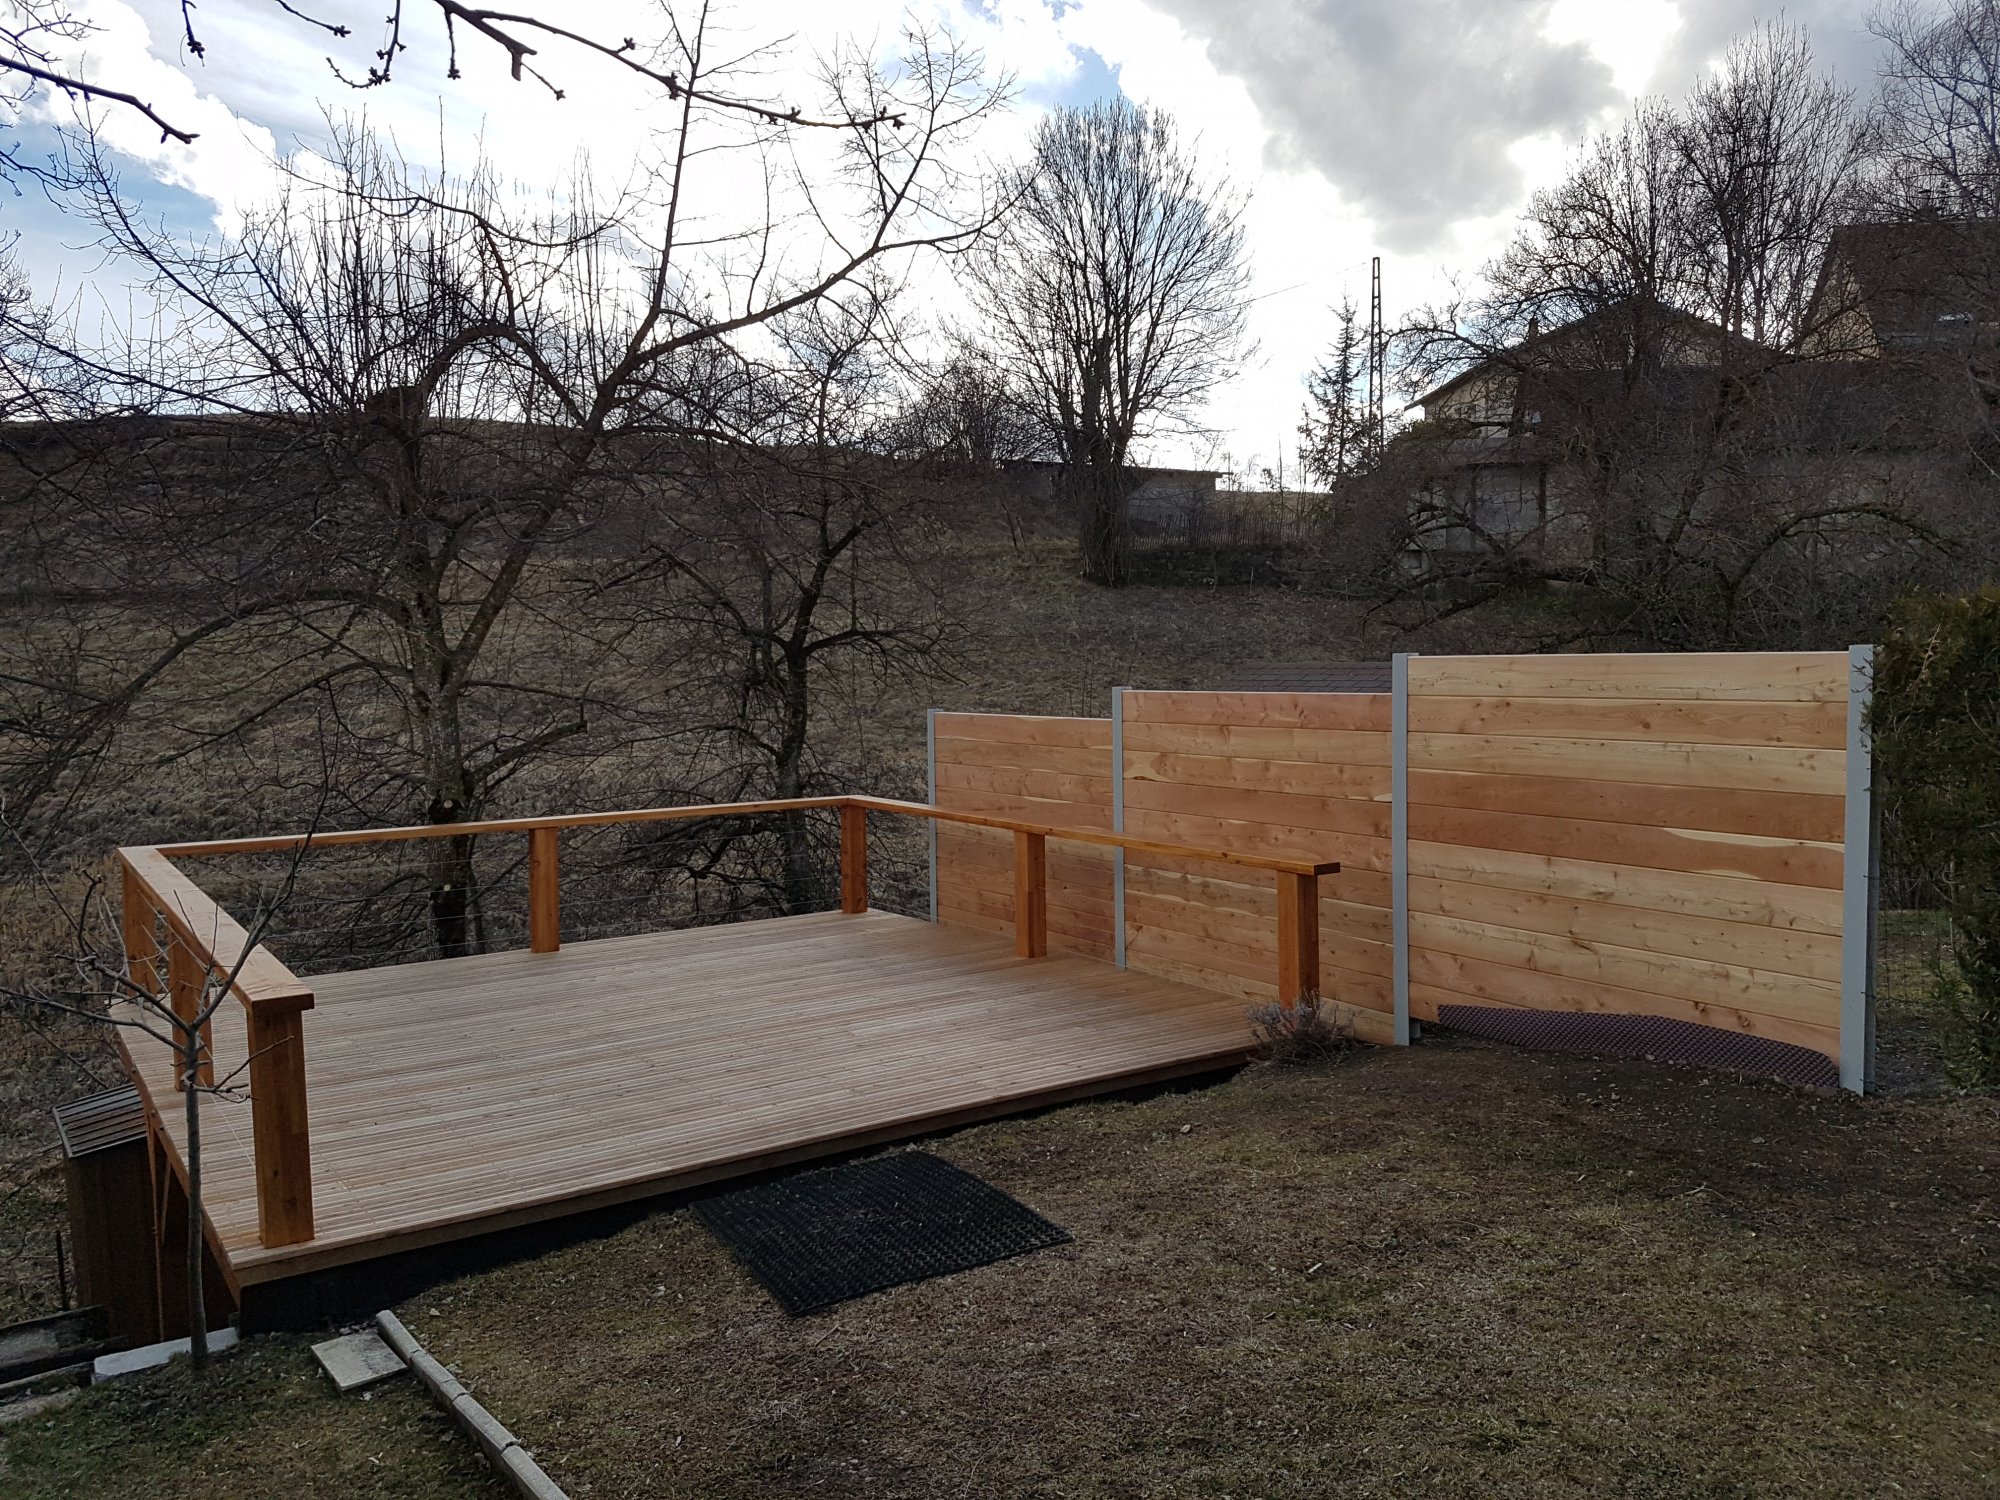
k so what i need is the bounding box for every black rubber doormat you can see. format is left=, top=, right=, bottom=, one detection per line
left=692, top=1151, right=1071, bottom=1315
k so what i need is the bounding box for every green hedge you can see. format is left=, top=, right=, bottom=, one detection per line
left=1871, top=589, right=2000, bottom=1086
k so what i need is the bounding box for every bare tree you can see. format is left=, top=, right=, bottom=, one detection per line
left=1, top=0, right=909, bottom=159
left=1376, top=24, right=1960, bottom=650
left=608, top=286, right=964, bottom=911
left=964, top=98, right=1251, bottom=587
left=1872, top=0, right=2000, bottom=216
left=1411, top=27, right=1867, bottom=377
left=902, top=351, right=1044, bottom=547
left=905, top=353, right=1041, bottom=473
left=2, top=18, right=1002, bottom=953
left=1679, top=23, right=1876, bottom=349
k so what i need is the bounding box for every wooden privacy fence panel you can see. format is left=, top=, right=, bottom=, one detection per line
left=927, top=647, right=1874, bottom=1090
left=1119, top=691, right=1396, bottom=1043
left=1403, top=651, right=1852, bottom=1068
left=931, top=713, right=1116, bottom=961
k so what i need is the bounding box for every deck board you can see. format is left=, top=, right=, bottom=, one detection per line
left=128, top=910, right=1252, bottom=1285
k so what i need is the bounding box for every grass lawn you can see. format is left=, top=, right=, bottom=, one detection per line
left=0, top=1335, right=502, bottom=1498
left=368, top=1036, right=1997, bottom=1499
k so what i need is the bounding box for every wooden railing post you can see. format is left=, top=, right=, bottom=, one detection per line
left=529, top=826, right=560, bottom=953
left=120, top=862, right=158, bottom=997
left=1014, top=830, right=1048, bottom=958
left=1276, top=870, right=1320, bottom=1008
left=840, top=803, right=869, bottom=914
left=246, top=997, right=315, bottom=1247
left=165, top=935, right=215, bottom=1090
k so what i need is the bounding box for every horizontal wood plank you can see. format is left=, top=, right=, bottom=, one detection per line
left=1124, top=752, right=1391, bottom=801
left=1409, top=910, right=1840, bottom=1027
left=1122, top=723, right=1392, bottom=767
left=1409, top=695, right=1847, bottom=748
left=1409, top=733, right=1845, bottom=795
left=1125, top=944, right=1395, bottom=1020
left=1408, top=805, right=1843, bottom=889
left=157, top=797, right=855, bottom=857
left=1408, top=840, right=1844, bottom=935
left=931, top=713, right=1111, bottom=748
left=927, top=787, right=1114, bottom=831
left=1406, top=770, right=1844, bottom=843
left=867, top=798, right=1336, bottom=877
left=1122, top=691, right=1390, bottom=732
left=933, top=762, right=1115, bottom=811
left=1408, top=875, right=1843, bottom=983
left=1125, top=853, right=1390, bottom=911
left=119, top=848, right=313, bottom=1011
left=933, top=740, right=1112, bottom=778
left=1121, top=778, right=1391, bottom=841
left=1407, top=652, right=1849, bottom=702
left=1122, top=808, right=1386, bottom=872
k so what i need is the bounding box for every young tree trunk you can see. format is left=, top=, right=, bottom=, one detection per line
left=772, top=654, right=817, bottom=913
left=182, top=1031, right=208, bottom=1371
left=1072, top=463, right=1134, bottom=587
left=427, top=827, right=479, bottom=957
left=423, top=762, right=480, bottom=956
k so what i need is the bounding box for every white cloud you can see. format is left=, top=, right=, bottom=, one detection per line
left=26, top=0, right=284, bottom=227
left=12, top=0, right=1902, bottom=473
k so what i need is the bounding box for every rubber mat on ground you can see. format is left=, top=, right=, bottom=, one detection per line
left=1435, top=1003, right=1840, bottom=1088
left=692, top=1150, right=1072, bottom=1315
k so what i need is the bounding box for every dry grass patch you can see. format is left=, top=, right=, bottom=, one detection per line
left=406, top=1039, right=2000, bottom=1499
left=0, top=1335, right=503, bottom=1499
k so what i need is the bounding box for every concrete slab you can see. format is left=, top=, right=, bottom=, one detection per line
left=311, top=1330, right=407, bottom=1393
left=92, top=1327, right=239, bottom=1382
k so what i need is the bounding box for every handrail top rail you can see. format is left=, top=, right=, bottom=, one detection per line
left=143, top=796, right=854, bottom=859
left=119, top=847, right=314, bottom=1015
left=844, top=797, right=1342, bottom=878
left=136, top=793, right=1340, bottom=879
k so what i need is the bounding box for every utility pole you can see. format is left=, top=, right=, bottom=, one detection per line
left=1366, top=255, right=1385, bottom=460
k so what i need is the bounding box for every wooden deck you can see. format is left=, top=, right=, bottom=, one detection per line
left=126, top=910, right=1253, bottom=1288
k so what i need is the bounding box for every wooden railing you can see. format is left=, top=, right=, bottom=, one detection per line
left=126, top=795, right=1339, bottom=1250
left=119, top=847, right=317, bottom=1250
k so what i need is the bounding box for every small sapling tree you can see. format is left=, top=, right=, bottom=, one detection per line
left=0, top=831, right=310, bottom=1367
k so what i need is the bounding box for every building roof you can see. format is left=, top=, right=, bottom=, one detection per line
left=1808, top=219, right=2000, bottom=351
left=1415, top=298, right=1768, bottom=412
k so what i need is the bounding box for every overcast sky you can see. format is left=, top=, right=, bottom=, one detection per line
left=5, top=0, right=1892, bottom=474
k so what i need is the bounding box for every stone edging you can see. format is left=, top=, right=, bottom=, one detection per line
left=374, top=1310, right=567, bottom=1500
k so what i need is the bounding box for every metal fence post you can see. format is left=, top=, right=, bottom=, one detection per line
left=1392, top=653, right=1412, bottom=1046
left=1841, top=644, right=1877, bottom=1094
left=1112, top=686, right=1128, bottom=970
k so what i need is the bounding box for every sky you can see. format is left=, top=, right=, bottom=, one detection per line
left=2, top=0, right=1895, bottom=475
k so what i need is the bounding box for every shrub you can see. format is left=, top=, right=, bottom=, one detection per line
left=1873, top=588, right=2000, bottom=1086
left=1248, top=994, right=1353, bottom=1066
left=1925, top=878, right=2000, bottom=1087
